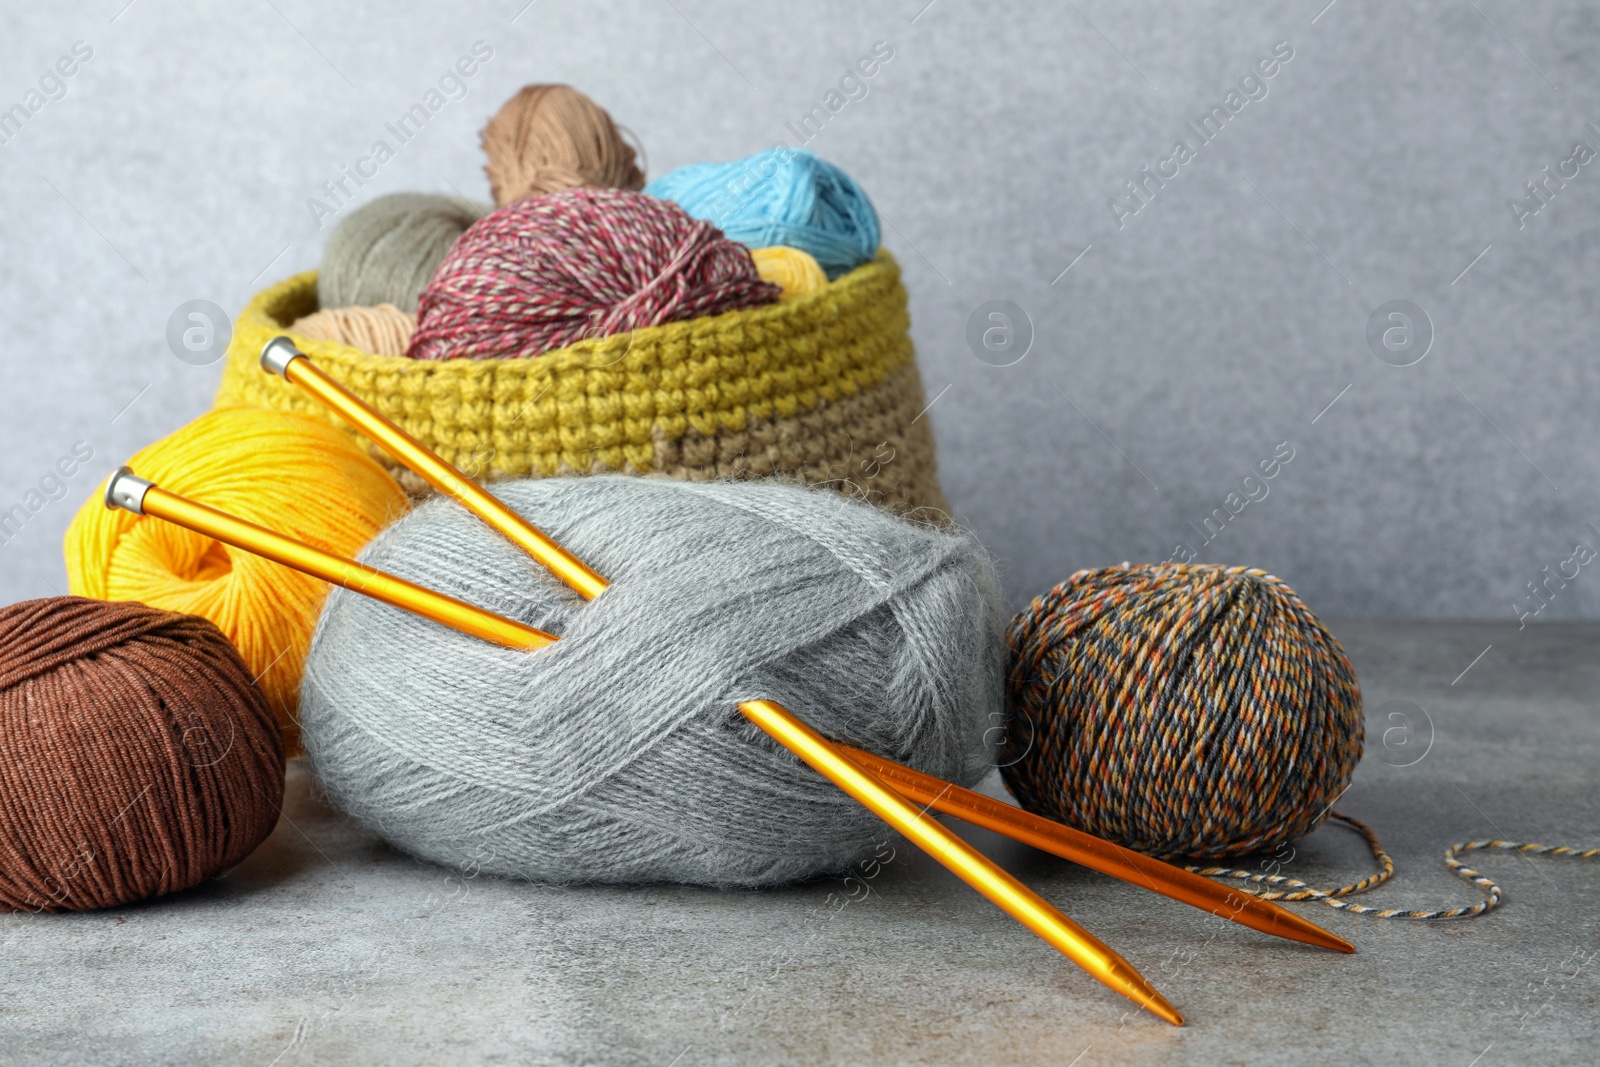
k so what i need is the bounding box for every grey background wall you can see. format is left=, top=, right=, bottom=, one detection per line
left=1, top=0, right=1596, bottom=620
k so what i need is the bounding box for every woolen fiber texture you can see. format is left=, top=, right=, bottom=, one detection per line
left=645, top=149, right=880, bottom=279
left=405, top=188, right=780, bottom=362
left=300, top=475, right=1002, bottom=886
left=215, top=254, right=950, bottom=515
left=1002, top=563, right=1363, bottom=860
left=318, top=193, right=485, bottom=312
left=0, top=597, right=284, bottom=912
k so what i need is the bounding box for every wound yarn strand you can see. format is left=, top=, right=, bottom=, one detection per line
left=481, top=83, right=645, bottom=206
left=299, top=475, right=1003, bottom=887
left=0, top=597, right=284, bottom=912
left=1002, top=563, right=1363, bottom=860
left=318, top=193, right=486, bottom=313
left=407, top=188, right=780, bottom=362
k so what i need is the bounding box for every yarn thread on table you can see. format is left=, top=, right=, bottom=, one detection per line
left=318, top=193, right=485, bottom=312
left=0, top=597, right=284, bottom=912
left=300, top=475, right=1003, bottom=886
left=1002, top=563, right=1364, bottom=860
left=481, top=83, right=645, bottom=207
left=751, top=246, right=828, bottom=299
left=406, top=188, right=780, bottom=362
left=645, top=149, right=880, bottom=279
left=1188, top=810, right=1600, bottom=920
left=291, top=303, right=416, bottom=357
left=63, top=407, right=410, bottom=751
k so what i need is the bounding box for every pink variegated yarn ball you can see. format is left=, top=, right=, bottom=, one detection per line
left=406, top=187, right=780, bottom=361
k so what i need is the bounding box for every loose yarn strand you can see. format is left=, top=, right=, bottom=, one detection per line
left=1189, top=812, right=1600, bottom=920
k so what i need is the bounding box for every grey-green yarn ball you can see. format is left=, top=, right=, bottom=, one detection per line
left=299, top=476, right=1003, bottom=886
left=317, top=193, right=485, bottom=312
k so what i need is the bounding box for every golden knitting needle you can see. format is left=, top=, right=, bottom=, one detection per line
left=832, top=745, right=1353, bottom=954
left=102, top=468, right=555, bottom=651
left=738, top=698, right=1173, bottom=1019
left=254, top=339, right=1187, bottom=1003
left=260, top=338, right=606, bottom=601
left=103, top=464, right=1182, bottom=1027
left=261, top=338, right=1351, bottom=956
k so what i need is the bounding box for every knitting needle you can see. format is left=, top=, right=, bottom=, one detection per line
left=104, top=460, right=1183, bottom=1026
left=102, top=468, right=556, bottom=652
left=834, top=744, right=1354, bottom=954
left=739, top=698, right=1180, bottom=1025
left=260, top=338, right=607, bottom=601
left=261, top=338, right=1351, bottom=955
left=257, top=343, right=1187, bottom=1020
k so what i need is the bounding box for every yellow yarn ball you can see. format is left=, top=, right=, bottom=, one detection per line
left=291, top=303, right=417, bottom=357
left=63, top=407, right=409, bottom=753
left=751, top=246, right=828, bottom=299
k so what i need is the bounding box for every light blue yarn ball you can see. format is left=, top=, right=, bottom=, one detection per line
left=644, top=149, right=880, bottom=279
left=299, top=475, right=1002, bottom=888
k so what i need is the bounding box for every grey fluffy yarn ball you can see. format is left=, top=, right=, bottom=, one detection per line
left=300, top=476, right=1002, bottom=886
left=317, top=193, right=485, bottom=312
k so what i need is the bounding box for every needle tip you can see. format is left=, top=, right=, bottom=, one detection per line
left=1105, top=961, right=1184, bottom=1026
left=1262, top=906, right=1356, bottom=953
left=1145, top=991, right=1185, bottom=1027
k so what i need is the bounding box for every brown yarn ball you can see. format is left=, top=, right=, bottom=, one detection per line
left=481, top=84, right=645, bottom=207
left=0, top=597, right=285, bottom=912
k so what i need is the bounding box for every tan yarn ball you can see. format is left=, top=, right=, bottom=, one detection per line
left=481, top=84, right=645, bottom=207
left=291, top=304, right=417, bottom=357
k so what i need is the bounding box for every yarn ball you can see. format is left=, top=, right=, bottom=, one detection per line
left=751, top=246, right=828, bottom=299
left=318, top=193, right=485, bottom=312
left=1001, top=563, right=1363, bottom=860
left=300, top=475, right=1002, bottom=886
left=0, top=598, right=284, bottom=912
left=481, top=83, right=645, bottom=207
left=291, top=303, right=416, bottom=357
left=406, top=188, right=781, bottom=362
left=645, top=149, right=880, bottom=279
left=64, top=408, right=410, bottom=752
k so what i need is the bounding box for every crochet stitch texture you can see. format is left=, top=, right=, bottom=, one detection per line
left=216, top=251, right=948, bottom=517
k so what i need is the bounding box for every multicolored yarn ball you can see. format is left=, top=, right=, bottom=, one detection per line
left=0, top=598, right=284, bottom=912
left=751, top=246, right=828, bottom=299
left=63, top=408, right=410, bottom=751
left=645, top=149, right=879, bottom=279
left=1001, top=563, right=1363, bottom=860
left=406, top=188, right=781, bottom=362
left=481, top=83, right=645, bottom=207
left=318, top=193, right=485, bottom=312
left=291, top=303, right=416, bottom=357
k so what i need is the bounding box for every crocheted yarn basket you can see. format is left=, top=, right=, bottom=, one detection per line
left=215, top=252, right=948, bottom=517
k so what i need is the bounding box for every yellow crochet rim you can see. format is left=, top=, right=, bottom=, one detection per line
left=215, top=251, right=914, bottom=483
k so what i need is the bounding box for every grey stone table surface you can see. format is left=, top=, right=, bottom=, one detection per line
left=4, top=621, right=1597, bottom=1066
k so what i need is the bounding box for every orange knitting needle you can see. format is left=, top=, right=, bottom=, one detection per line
left=260, top=338, right=607, bottom=600
left=739, top=698, right=1179, bottom=1026
left=261, top=338, right=1350, bottom=956
left=258, top=338, right=1187, bottom=1022
left=105, top=454, right=1182, bottom=1026
left=103, top=468, right=554, bottom=652
left=834, top=744, right=1353, bottom=954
